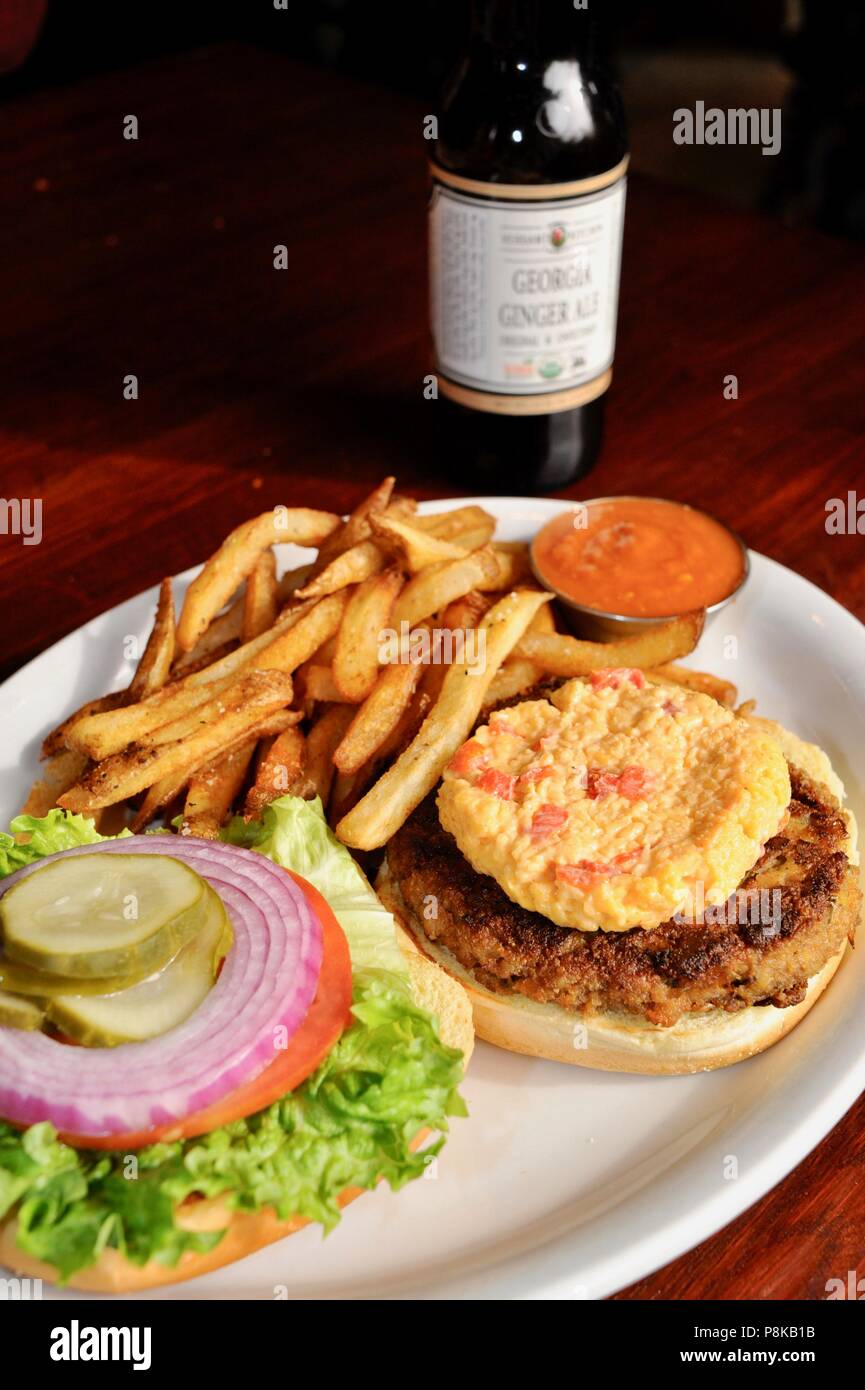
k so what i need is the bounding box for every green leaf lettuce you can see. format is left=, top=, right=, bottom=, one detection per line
left=0, top=800, right=466, bottom=1281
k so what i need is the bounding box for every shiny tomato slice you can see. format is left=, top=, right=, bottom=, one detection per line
left=60, top=869, right=353, bottom=1151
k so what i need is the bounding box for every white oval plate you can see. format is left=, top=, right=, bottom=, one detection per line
left=2, top=497, right=863, bottom=1302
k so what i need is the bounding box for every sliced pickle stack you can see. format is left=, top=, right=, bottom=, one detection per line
left=0, top=853, right=232, bottom=1046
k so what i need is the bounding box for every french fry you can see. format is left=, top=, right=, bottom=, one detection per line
left=439, top=590, right=494, bottom=631
left=139, top=669, right=293, bottom=749
left=19, top=748, right=90, bottom=818
left=66, top=603, right=315, bottom=759
left=336, top=589, right=551, bottom=849
left=171, top=597, right=243, bottom=674
left=251, top=590, right=350, bottom=677
left=414, top=505, right=496, bottom=541
left=243, top=550, right=278, bottom=640
left=311, top=633, right=338, bottom=666
left=370, top=514, right=467, bottom=572
left=482, top=658, right=541, bottom=709
left=137, top=710, right=297, bottom=833
left=176, top=507, right=340, bottom=652
left=306, top=704, right=356, bottom=805
left=42, top=693, right=126, bottom=758
left=59, top=673, right=298, bottom=813
left=454, top=525, right=499, bottom=552
left=477, top=544, right=532, bottom=590
left=245, top=727, right=308, bottom=817
left=329, top=766, right=376, bottom=827
left=129, top=578, right=175, bottom=699
left=180, top=740, right=257, bottom=839
left=333, top=659, right=424, bottom=776
left=295, top=540, right=384, bottom=600
left=310, top=476, right=395, bottom=578
left=301, top=664, right=351, bottom=706
left=525, top=602, right=557, bottom=636
left=333, top=565, right=403, bottom=702
left=513, top=612, right=705, bottom=678
left=392, top=548, right=499, bottom=630
left=276, top=564, right=313, bottom=604
left=648, top=662, right=737, bottom=708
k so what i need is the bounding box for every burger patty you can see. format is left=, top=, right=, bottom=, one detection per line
left=387, top=765, right=860, bottom=1027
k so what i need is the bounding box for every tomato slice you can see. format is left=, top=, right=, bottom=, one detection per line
left=60, top=870, right=353, bottom=1151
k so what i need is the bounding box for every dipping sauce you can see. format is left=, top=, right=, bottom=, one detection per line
left=531, top=497, right=746, bottom=619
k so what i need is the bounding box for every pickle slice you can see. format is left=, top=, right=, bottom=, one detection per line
left=0, top=990, right=44, bottom=1031
left=0, top=853, right=207, bottom=979
left=0, top=949, right=163, bottom=999
left=46, top=885, right=232, bottom=1047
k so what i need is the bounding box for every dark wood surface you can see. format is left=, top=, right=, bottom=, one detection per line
left=1, top=42, right=864, bottom=1300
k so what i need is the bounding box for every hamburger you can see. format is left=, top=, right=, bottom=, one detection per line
left=378, top=670, right=861, bottom=1075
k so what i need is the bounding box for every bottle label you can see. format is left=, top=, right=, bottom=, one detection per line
left=429, top=162, right=626, bottom=415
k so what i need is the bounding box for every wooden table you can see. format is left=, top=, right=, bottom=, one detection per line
left=1, top=42, right=864, bottom=1300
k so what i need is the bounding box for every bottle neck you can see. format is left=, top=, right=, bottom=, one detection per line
left=471, top=0, right=595, bottom=57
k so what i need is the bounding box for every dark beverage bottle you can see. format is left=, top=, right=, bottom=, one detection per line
left=429, top=1, right=628, bottom=492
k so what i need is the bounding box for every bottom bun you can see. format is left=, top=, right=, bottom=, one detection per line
left=0, top=930, right=473, bottom=1293
left=377, top=859, right=850, bottom=1077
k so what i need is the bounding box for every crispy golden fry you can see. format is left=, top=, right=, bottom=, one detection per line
left=176, top=507, right=340, bottom=652
left=295, top=540, right=384, bottom=600
left=302, top=664, right=351, bottom=706
left=243, top=550, right=278, bottom=641
left=336, top=589, right=551, bottom=849
left=306, top=704, right=356, bottom=805
left=245, top=727, right=308, bottom=817
left=333, top=565, right=403, bottom=702
left=311, top=633, right=338, bottom=666
left=66, top=603, right=314, bottom=759
left=130, top=774, right=190, bottom=834
left=137, top=712, right=294, bottom=834
left=139, top=668, right=293, bottom=748
left=310, top=476, right=396, bottom=579
left=171, top=597, right=243, bottom=674
left=276, top=564, right=313, bottom=604
left=180, top=740, right=257, bottom=839
left=370, top=514, right=467, bottom=572
left=392, top=548, right=499, bottom=629
left=414, top=505, right=496, bottom=542
left=482, top=658, right=541, bottom=709
left=648, top=662, right=737, bottom=708
left=42, top=693, right=126, bottom=759
left=736, top=698, right=757, bottom=718
left=329, top=766, right=376, bottom=827
left=168, top=639, right=237, bottom=678
left=129, top=578, right=175, bottom=699
left=439, top=590, right=493, bottom=631
left=514, top=612, right=705, bottom=678
left=477, top=544, right=532, bottom=590
left=20, top=748, right=90, bottom=818
left=525, top=602, right=557, bottom=636
left=333, top=659, right=424, bottom=776
left=251, top=590, right=350, bottom=677
left=454, top=525, right=499, bottom=552
left=59, top=674, right=298, bottom=813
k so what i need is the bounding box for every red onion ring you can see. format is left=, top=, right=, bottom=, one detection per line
left=0, top=837, right=322, bottom=1137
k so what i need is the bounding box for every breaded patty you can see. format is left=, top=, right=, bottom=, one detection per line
left=387, top=765, right=860, bottom=1027
left=438, top=675, right=791, bottom=932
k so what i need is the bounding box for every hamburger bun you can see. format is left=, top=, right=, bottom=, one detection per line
left=0, top=933, right=473, bottom=1293
left=377, top=722, right=861, bottom=1078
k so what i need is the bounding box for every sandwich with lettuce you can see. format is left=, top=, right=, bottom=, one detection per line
left=0, top=797, right=472, bottom=1292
